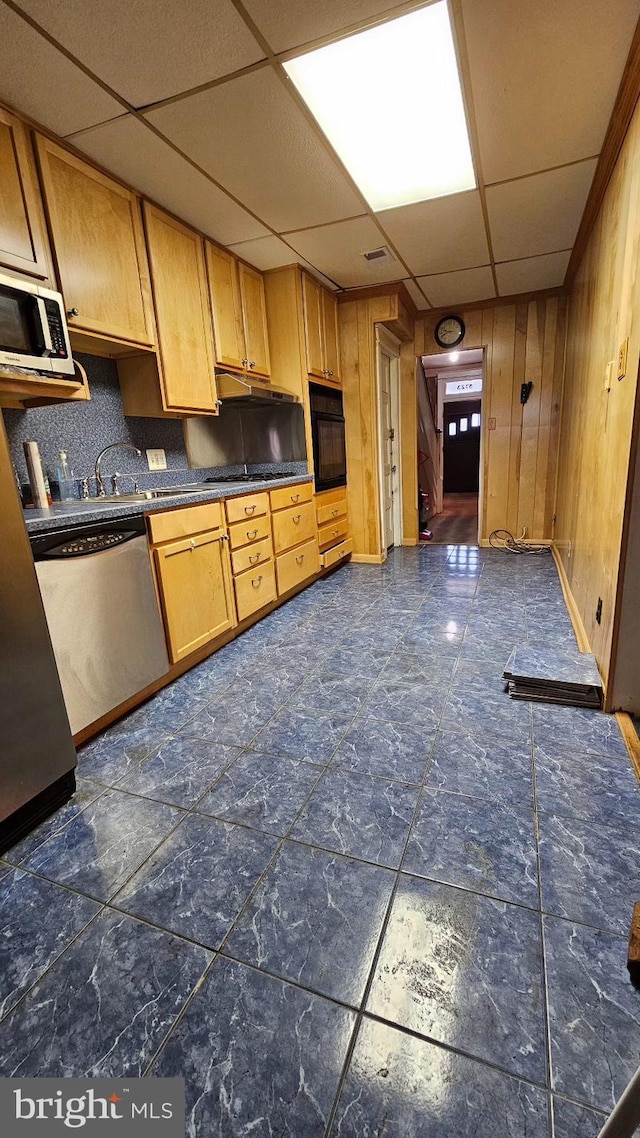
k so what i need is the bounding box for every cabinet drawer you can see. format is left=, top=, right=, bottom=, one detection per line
left=272, top=500, right=316, bottom=554
left=318, top=516, right=349, bottom=551
left=225, top=491, right=269, bottom=525
left=228, top=513, right=271, bottom=550
left=321, top=538, right=352, bottom=569
left=231, top=535, right=273, bottom=576
left=147, top=501, right=223, bottom=544
left=316, top=497, right=347, bottom=527
left=234, top=559, right=277, bottom=622
left=270, top=482, right=313, bottom=512
left=276, top=538, right=319, bottom=596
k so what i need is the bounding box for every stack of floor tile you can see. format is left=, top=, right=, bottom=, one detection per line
left=503, top=643, right=603, bottom=708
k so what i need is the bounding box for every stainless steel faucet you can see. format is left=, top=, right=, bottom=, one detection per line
left=94, top=442, right=142, bottom=497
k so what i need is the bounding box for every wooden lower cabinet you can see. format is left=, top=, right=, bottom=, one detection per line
left=276, top=539, right=320, bottom=594
left=153, top=528, right=236, bottom=663
left=234, top=560, right=277, bottom=622
left=272, top=500, right=316, bottom=555
left=315, top=488, right=351, bottom=563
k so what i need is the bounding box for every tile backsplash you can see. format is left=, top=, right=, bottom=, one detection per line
left=3, top=353, right=191, bottom=486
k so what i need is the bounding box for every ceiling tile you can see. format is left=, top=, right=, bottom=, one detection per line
left=12, top=0, right=265, bottom=107
left=417, top=266, right=496, bottom=308
left=463, top=0, right=639, bottom=183
left=402, top=279, right=430, bottom=310
left=286, top=217, right=405, bottom=287
left=496, top=252, right=571, bottom=296
left=146, top=69, right=364, bottom=231
left=226, top=236, right=298, bottom=271
left=0, top=5, right=122, bottom=135
left=67, top=115, right=267, bottom=245
left=378, top=192, right=490, bottom=275
left=486, top=160, right=597, bottom=261
left=241, top=0, right=411, bottom=53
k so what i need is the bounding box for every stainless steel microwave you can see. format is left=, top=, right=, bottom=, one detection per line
left=0, top=270, right=75, bottom=376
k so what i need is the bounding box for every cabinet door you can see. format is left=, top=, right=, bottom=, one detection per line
left=239, top=261, right=271, bottom=379
left=302, top=272, right=325, bottom=379
left=35, top=135, right=154, bottom=346
left=154, top=529, right=236, bottom=663
left=322, top=288, right=341, bottom=385
left=144, top=204, right=218, bottom=412
left=0, top=111, right=52, bottom=282
left=206, top=244, right=246, bottom=371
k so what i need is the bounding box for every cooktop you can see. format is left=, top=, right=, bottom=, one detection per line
left=205, top=472, right=298, bottom=483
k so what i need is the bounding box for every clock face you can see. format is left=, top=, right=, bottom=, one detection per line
left=435, top=315, right=465, bottom=348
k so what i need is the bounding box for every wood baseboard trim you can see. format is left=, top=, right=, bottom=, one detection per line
left=551, top=544, right=591, bottom=654
left=351, top=552, right=386, bottom=564
left=615, top=712, right=640, bottom=783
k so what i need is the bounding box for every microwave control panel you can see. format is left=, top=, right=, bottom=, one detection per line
left=44, top=299, right=70, bottom=359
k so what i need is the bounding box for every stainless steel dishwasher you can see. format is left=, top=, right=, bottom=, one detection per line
left=31, top=516, right=169, bottom=735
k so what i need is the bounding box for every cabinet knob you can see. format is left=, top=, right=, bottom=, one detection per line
left=190, top=539, right=196, bottom=550
left=67, top=307, right=80, bottom=317
left=328, top=370, right=334, bottom=377
left=331, top=509, right=338, bottom=516
left=249, top=360, right=256, bottom=369
left=241, top=358, right=248, bottom=368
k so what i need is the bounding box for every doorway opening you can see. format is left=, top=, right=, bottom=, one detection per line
left=419, top=348, right=484, bottom=545
left=376, top=326, right=402, bottom=551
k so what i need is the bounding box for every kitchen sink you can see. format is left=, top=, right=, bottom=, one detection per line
left=84, top=486, right=209, bottom=505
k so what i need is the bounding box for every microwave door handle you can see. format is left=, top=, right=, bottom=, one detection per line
left=35, top=297, right=53, bottom=356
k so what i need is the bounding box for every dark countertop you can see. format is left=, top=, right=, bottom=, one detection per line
left=23, top=474, right=314, bottom=535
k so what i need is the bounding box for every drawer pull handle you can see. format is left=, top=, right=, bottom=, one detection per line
left=190, top=539, right=196, bottom=550
left=292, top=514, right=301, bottom=523
left=244, top=504, right=257, bottom=514
left=332, top=529, right=339, bottom=536
left=251, top=575, right=263, bottom=587
left=296, top=554, right=304, bottom=564
left=249, top=552, right=261, bottom=563
left=331, top=509, right=339, bottom=516
left=247, top=529, right=259, bottom=538
left=291, top=493, right=300, bottom=502
left=213, top=533, right=229, bottom=543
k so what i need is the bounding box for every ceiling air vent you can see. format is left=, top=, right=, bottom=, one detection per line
left=362, top=245, right=394, bottom=265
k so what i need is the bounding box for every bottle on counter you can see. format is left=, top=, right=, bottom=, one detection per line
left=55, top=449, right=76, bottom=501
left=23, top=440, right=52, bottom=509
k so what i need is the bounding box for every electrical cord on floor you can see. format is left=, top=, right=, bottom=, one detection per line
left=489, top=528, right=550, bottom=554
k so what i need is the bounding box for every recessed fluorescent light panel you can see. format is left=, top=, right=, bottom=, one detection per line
left=284, top=1, right=475, bottom=212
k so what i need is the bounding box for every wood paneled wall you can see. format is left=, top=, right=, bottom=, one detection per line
left=415, top=296, right=567, bottom=543
left=554, top=99, right=640, bottom=695
left=339, top=290, right=416, bottom=561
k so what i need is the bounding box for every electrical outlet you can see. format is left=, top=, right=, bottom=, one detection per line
left=618, top=337, right=629, bottom=381
left=146, top=448, right=167, bottom=471
left=596, top=597, right=603, bottom=625
left=488, top=417, right=497, bottom=431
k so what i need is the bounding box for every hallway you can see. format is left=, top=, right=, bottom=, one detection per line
left=0, top=546, right=638, bottom=1136
left=425, top=491, right=479, bottom=544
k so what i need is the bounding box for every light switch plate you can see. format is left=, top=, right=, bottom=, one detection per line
left=488, top=417, right=497, bottom=431
left=618, top=337, right=629, bottom=381
left=146, top=448, right=167, bottom=471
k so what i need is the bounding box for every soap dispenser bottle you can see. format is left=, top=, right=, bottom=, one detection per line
left=55, top=450, right=76, bottom=501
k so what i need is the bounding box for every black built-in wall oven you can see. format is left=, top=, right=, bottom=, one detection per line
left=309, top=383, right=347, bottom=492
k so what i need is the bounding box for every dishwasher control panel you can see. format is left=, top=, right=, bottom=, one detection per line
left=42, top=531, right=138, bottom=558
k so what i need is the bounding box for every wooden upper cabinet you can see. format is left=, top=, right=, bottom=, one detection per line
left=206, top=244, right=245, bottom=372
left=34, top=135, right=154, bottom=347
left=143, top=204, right=218, bottom=413
left=239, top=262, right=270, bottom=378
left=302, top=272, right=341, bottom=386
left=0, top=110, right=52, bottom=283
left=302, top=272, right=325, bottom=379
left=206, top=243, right=271, bottom=379
left=322, top=288, right=341, bottom=384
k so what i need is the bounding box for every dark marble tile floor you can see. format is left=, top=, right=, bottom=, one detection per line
left=1, top=544, right=639, bottom=1135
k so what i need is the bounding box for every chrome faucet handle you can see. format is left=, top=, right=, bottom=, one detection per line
left=111, top=472, right=121, bottom=495
left=80, top=477, right=90, bottom=500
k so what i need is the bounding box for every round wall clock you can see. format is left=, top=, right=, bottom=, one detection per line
left=434, top=314, right=465, bottom=349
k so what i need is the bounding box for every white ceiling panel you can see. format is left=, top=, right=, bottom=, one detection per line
left=146, top=69, right=364, bottom=232
left=226, top=236, right=299, bottom=271
left=487, top=160, right=597, bottom=262
left=241, top=0, right=412, bottom=54
left=402, top=278, right=431, bottom=310
left=0, top=5, right=123, bottom=135
left=12, top=0, right=265, bottom=107
left=286, top=217, right=405, bottom=287
left=67, top=115, right=268, bottom=245
left=417, top=265, right=496, bottom=308
left=379, top=192, right=490, bottom=275
left=496, top=251, right=571, bottom=296
left=463, top=0, right=639, bottom=183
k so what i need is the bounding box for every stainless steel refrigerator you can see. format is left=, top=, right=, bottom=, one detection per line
left=0, top=418, right=77, bottom=854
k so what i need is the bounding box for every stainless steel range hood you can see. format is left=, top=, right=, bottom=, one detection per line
left=216, top=372, right=297, bottom=404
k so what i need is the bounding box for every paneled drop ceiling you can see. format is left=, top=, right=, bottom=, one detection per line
left=1, top=0, right=638, bottom=308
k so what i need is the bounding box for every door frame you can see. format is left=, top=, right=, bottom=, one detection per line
left=436, top=356, right=485, bottom=544
left=376, top=325, right=403, bottom=551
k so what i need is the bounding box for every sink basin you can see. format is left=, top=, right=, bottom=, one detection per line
left=82, top=486, right=210, bottom=505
